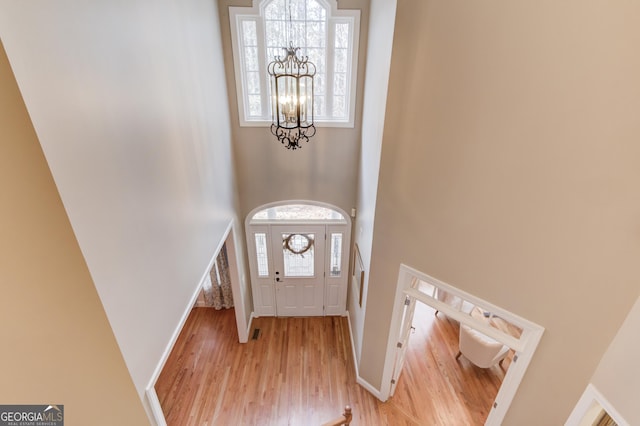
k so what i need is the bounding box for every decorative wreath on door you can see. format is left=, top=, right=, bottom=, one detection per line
left=283, top=233, right=314, bottom=255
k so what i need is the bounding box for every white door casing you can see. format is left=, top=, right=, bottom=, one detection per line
left=389, top=295, right=417, bottom=396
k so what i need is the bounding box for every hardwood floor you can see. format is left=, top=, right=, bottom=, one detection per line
left=156, top=302, right=508, bottom=425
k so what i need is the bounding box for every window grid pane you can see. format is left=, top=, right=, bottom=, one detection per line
left=335, top=23, right=349, bottom=48
left=248, top=95, right=262, bottom=116
left=330, top=233, right=342, bottom=277
left=332, top=95, right=345, bottom=119
left=307, top=0, right=326, bottom=20
left=242, top=20, right=258, bottom=46
left=265, top=20, right=287, bottom=48
left=244, top=46, right=259, bottom=72
left=247, top=72, right=261, bottom=95
left=333, top=72, right=346, bottom=96
left=334, top=48, right=348, bottom=73
left=264, top=0, right=285, bottom=20
left=264, top=0, right=328, bottom=121
left=306, top=48, right=325, bottom=72
left=314, top=95, right=326, bottom=116
left=255, top=233, right=269, bottom=277
left=306, top=22, right=326, bottom=48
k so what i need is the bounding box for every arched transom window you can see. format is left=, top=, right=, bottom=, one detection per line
left=230, top=0, right=360, bottom=127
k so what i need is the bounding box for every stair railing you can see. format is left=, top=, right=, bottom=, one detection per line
left=321, top=405, right=352, bottom=426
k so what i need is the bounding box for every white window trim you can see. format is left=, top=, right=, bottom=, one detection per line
left=229, top=0, right=360, bottom=128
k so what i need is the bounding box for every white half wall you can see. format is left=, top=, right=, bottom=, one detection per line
left=350, top=0, right=397, bottom=364
left=0, top=0, right=238, bottom=402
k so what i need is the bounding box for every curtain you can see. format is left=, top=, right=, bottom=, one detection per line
left=596, top=411, right=617, bottom=426
left=201, top=272, right=215, bottom=306
left=205, top=243, right=234, bottom=310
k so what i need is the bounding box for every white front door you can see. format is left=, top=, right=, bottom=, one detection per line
left=271, top=225, right=325, bottom=316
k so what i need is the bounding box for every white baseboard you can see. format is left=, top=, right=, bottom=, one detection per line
left=244, top=311, right=255, bottom=341
left=345, top=311, right=360, bottom=375
left=146, top=279, right=203, bottom=392
left=356, top=376, right=385, bottom=401
left=145, top=387, right=167, bottom=426
left=143, top=273, right=206, bottom=425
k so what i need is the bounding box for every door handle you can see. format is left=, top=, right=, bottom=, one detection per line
left=276, top=277, right=281, bottom=282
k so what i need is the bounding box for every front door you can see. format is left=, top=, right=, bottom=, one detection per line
left=271, top=225, right=325, bottom=316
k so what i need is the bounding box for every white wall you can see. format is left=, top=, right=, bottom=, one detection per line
left=591, top=295, right=640, bottom=425
left=0, top=0, right=239, bottom=403
left=350, top=0, right=397, bottom=364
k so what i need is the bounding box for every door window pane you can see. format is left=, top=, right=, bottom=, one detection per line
left=255, top=233, right=269, bottom=276
left=330, top=233, right=342, bottom=277
left=282, top=233, right=315, bottom=277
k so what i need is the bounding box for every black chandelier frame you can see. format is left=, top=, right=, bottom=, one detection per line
left=268, top=42, right=316, bottom=150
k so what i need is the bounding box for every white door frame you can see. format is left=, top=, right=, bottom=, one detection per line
left=389, top=294, right=417, bottom=397
left=565, top=384, right=630, bottom=426
left=245, top=200, right=351, bottom=317
left=381, top=264, right=545, bottom=425
left=224, top=222, right=250, bottom=342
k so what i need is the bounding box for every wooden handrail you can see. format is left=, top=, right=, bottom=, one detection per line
left=321, top=405, right=352, bottom=426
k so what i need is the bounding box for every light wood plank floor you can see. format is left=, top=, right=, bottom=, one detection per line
left=156, top=302, right=509, bottom=425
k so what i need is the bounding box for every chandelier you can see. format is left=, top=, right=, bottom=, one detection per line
left=267, top=2, right=316, bottom=150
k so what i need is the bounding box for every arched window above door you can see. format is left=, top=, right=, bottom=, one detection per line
left=249, top=203, right=347, bottom=223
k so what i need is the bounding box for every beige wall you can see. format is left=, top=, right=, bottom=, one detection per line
left=0, top=0, right=246, bottom=408
left=360, top=0, right=640, bottom=424
left=217, top=0, right=368, bottom=220
left=0, top=40, right=148, bottom=425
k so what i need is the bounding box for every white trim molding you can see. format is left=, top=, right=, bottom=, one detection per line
left=380, top=264, right=545, bottom=426
left=245, top=200, right=352, bottom=318
left=565, top=383, right=629, bottom=426
left=346, top=310, right=385, bottom=401
left=145, top=387, right=167, bottom=426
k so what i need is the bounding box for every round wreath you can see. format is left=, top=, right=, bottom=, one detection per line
left=283, top=233, right=314, bottom=255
